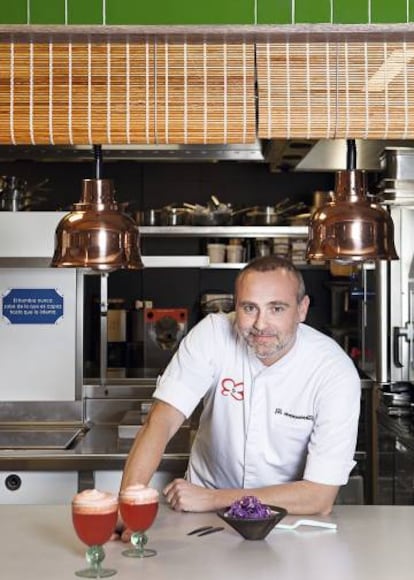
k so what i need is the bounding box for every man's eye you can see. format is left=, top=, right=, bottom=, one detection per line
left=271, top=306, right=284, bottom=313
left=243, top=305, right=255, bottom=313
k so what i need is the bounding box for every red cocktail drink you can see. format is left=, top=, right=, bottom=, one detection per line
left=119, top=484, right=159, bottom=558
left=73, top=510, right=118, bottom=546
left=71, top=489, right=118, bottom=578
left=120, top=500, right=158, bottom=532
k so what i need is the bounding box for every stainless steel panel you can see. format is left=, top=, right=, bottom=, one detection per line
left=0, top=427, right=84, bottom=450
left=0, top=268, right=83, bottom=402
left=380, top=147, right=414, bottom=180
left=389, top=207, right=414, bottom=383
left=0, top=401, right=82, bottom=423
left=0, top=471, right=77, bottom=504
left=376, top=260, right=389, bottom=384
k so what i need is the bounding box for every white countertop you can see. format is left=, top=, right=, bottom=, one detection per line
left=2, top=503, right=412, bottom=580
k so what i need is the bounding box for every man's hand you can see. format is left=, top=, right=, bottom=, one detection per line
left=163, top=478, right=217, bottom=512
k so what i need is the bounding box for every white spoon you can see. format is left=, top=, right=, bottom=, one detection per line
left=276, top=519, right=337, bottom=531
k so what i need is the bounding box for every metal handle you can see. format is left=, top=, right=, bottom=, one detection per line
left=393, top=327, right=405, bottom=368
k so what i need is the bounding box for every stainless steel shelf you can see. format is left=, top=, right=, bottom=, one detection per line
left=139, top=225, right=308, bottom=238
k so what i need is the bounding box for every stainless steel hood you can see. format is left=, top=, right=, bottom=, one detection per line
left=0, top=143, right=266, bottom=163
left=2, top=139, right=414, bottom=170
left=293, top=139, right=414, bottom=172
left=264, top=139, right=414, bottom=172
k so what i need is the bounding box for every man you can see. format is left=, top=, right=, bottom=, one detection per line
left=121, top=255, right=360, bottom=516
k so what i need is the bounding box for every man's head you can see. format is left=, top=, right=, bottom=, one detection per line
left=235, top=256, right=310, bottom=365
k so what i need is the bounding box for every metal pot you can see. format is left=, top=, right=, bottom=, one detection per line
left=136, top=208, right=164, bottom=226
left=241, top=206, right=284, bottom=226
left=160, top=207, right=189, bottom=226
left=185, top=196, right=234, bottom=226
left=137, top=206, right=190, bottom=226
left=189, top=210, right=233, bottom=226
left=287, top=212, right=311, bottom=226
left=0, top=176, right=49, bottom=211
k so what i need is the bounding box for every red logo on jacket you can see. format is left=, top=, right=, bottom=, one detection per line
left=220, top=378, right=244, bottom=401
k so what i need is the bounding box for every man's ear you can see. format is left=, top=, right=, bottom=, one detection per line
left=298, top=295, right=310, bottom=322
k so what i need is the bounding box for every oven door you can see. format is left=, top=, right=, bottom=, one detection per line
left=389, top=207, right=414, bottom=384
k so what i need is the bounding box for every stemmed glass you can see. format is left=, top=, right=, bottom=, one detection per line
left=72, top=489, right=118, bottom=578
left=119, top=485, right=159, bottom=558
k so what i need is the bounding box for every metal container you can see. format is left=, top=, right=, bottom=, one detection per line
left=161, top=207, right=189, bottom=226
left=136, top=208, right=163, bottom=226
left=0, top=176, right=28, bottom=211
left=380, top=147, right=414, bottom=180
left=189, top=210, right=233, bottom=226
left=242, top=206, right=284, bottom=226
left=137, top=206, right=190, bottom=226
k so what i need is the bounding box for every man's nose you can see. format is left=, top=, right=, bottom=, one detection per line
left=253, top=310, right=267, bottom=330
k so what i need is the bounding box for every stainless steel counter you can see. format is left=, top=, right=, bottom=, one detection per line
left=0, top=424, right=189, bottom=473
left=2, top=503, right=414, bottom=580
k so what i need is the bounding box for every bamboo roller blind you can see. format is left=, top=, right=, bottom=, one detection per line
left=0, top=41, right=256, bottom=145
left=256, top=41, right=414, bottom=139
left=3, top=39, right=414, bottom=144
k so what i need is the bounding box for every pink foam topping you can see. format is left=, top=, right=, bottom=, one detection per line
left=120, top=484, right=159, bottom=505
left=72, top=489, right=118, bottom=513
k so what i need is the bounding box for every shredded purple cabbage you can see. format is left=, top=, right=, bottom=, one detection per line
left=226, top=496, right=272, bottom=519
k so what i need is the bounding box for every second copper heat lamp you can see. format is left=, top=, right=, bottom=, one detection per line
left=307, top=140, right=398, bottom=263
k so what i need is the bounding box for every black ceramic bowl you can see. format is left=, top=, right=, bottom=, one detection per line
left=217, top=505, right=287, bottom=540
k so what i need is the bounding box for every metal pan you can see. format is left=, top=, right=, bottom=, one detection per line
left=136, top=206, right=190, bottom=226
left=241, top=206, right=284, bottom=226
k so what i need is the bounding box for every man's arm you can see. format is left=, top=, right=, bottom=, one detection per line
left=163, top=479, right=339, bottom=515
left=120, top=400, right=186, bottom=491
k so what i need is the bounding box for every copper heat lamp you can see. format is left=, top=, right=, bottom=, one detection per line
left=306, top=140, right=398, bottom=262
left=51, top=145, right=144, bottom=271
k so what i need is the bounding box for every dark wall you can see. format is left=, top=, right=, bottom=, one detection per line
left=0, top=159, right=336, bottom=372
left=0, top=159, right=335, bottom=211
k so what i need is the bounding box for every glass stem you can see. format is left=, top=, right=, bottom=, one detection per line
left=86, top=545, right=105, bottom=572
left=131, top=532, right=148, bottom=556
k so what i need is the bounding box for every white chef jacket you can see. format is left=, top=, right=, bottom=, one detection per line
left=153, top=313, right=361, bottom=488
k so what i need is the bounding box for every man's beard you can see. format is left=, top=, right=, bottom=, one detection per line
left=240, top=328, right=295, bottom=360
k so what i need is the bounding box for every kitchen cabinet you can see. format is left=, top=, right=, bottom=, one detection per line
left=376, top=408, right=414, bottom=505
left=0, top=471, right=78, bottom=504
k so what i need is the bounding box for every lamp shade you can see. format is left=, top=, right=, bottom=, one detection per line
left=307, top=169, right=398, bottom=262
left=51, top=178, right=144, bottom=271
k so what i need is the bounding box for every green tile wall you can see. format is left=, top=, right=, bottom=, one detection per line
left=333, top=0, right=369, bottom=24
left=106, top=0, right=255, bottom=25
left=68, top=0, right=103, bottom=25
left=0, top=0, right=26, bottom=24
left=30, top=0, right=65, bottom=25
left=258, top=0, right=412, bottom=24
left=371, top=0, right=407, bottom=23
left=0, top=0, right=413, bottom=25
left=295, top=0, right=332, bottom=24
left=257, top=0, right=291, bottom=24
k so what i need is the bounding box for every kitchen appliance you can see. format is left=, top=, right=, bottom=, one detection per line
left=355, top=149, right=414, bottom=502
left=0, top=213, right=86, bottom=503
left=143, top=308, right=188, bottom=371
left=362, top=205, right=414, bottom=388
left=200, top=293, right=234, bottom=316
left=107, top=299, right=128, bottom=378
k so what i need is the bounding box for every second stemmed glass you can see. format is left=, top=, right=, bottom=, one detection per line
left=119, top=484, right=159, bottom=558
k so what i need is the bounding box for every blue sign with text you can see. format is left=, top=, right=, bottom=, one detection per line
left=2, top=289, right=64, bottom=324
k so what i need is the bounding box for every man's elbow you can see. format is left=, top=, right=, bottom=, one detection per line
left=318, top=501, right=334, bottom=516
left=307, top=482, right=339, bottom=515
